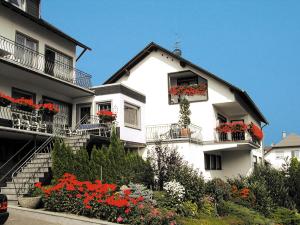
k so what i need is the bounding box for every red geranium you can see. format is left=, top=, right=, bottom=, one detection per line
left=169, top=83, right=207, bottom=96
left=14, top=97, right=37, bottom=109
left=96, top=110, right=116, bottom=122
left=37, top=103, right=59, bottom=114
left=0, top=92, right=13, bottom=106
left=248, top=123, right=264, bottom=141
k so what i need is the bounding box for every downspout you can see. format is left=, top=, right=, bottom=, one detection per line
left=261, top=123, right=268, bottom=164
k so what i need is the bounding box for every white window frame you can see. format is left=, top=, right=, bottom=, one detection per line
left=124, top=102, right=140, bottom=129
left=9, top=0, right=26, bottom=10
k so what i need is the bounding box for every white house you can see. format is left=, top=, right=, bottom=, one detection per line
left=0, top=0, right=268, bottom=202
left=100, top=42, right=268, bottom=180
left=264, top=132, right=300, bottom=169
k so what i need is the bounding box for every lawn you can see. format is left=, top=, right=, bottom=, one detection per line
left=178, top=216, right=244, bottom=225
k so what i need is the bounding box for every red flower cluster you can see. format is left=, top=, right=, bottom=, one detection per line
left=0, top=92, right=14, bottom=102
left=35, top=173, right=144, bottom=215
left=240, top=188, right=250, bottom=199
left=96, top=110, right=116, bottom=122
left=169, top=83, right=207, bottom=96
left=248, top=123, right=264, bottom=141
left=14, top=97, right=37, bottom=109
left=216, top=122, right=248, bottom=133
left=37, top=103, right=59, bottom=114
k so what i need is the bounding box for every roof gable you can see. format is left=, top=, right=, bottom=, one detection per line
left=274, top=134, right=300, bottom=148
left=103, top=42, right=268, bottom=124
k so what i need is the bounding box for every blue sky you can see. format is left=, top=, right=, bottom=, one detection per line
left=42, top=0, right=300, bottom=145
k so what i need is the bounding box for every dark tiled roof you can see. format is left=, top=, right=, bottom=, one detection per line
left=103, top=42, right=268, bottom=124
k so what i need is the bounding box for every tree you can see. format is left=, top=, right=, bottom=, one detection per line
left=73, top=148, right=91, bottom=181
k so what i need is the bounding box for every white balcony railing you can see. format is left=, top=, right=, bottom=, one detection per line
left=146, top=123, right=202, bottom=142
left=216, top=131, right=260, bottom=146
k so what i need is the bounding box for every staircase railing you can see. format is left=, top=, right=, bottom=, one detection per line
left=12, top=136, right=62, bottom=198
left=0, top=137, right=34, bottom=187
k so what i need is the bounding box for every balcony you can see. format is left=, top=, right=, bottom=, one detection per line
left=0, top=105, right=67, bottom=136
left=146, top=123, right=202, bottom=143
left=0, top=35, right=92, bottom=90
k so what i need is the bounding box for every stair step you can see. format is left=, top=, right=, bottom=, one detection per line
left=26, top=163, right=52, bottom=168
left=16, top=172, right=45, bottom=178
left=5, top=181, right=37, bottom=188
left=34, top=153, right=51, bottom=159
left=22, top=167, right=49, bottom=173
left=5, top=194, right=18, bottom=201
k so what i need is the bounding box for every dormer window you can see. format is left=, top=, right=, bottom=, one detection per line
left=168, top=70, right=208, bottom=104
left=7, top=0, right=40, bottom=18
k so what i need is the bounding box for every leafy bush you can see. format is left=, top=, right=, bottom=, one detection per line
left=170, top=162, right=205, bottom=207
left=217, top=201, right=273, bottom=225
left=286, top=157, right=300, bottom=211
left=199, top=196, right=216, bottom=217
left=270, top=207, right=300, bottom=225
left=122, top=183, right=155, bottom=204
left=177, top=201, right=198, bottom=218
left=205, top=178, right=231, bottom=203
left=163, top=180, right=185, bottom=204
left=36, top=173, right=176, bottom=225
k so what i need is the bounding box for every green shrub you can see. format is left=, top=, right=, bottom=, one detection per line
left=205, top=178, right=231, bottom=203
left=270, top=207, right=300, bottom=225
left=199, top=196, right=216, bottom=217
left=171, top=162, right=205, bottom=207
left=124, top=183, right=154, bottom=204
left=286, top=158, right=300, bottom=211
left=217, top=201, right=273, bottom=225
left=177, top=201, right=198, bottom=218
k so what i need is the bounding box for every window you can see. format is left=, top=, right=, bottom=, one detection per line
left=8, top=0, right=25, bottom=10
left=169, top=71, right=208, bottom=104
left=292, top=150, right=300, bottom=158
left=8, top=0, right=40, bottom=17
left=205, top=154, right=222, bottom=170
left=12, top=88, right=35, bottom=102
left=97, top=101, right=111, bottom=111
left=15, top=32, right=38, bottom=67
left=124, top=103, right=140, bottom=129
left=276, top=151, right=284, bottom=159
left=253, top=156, right=258, bottom=166
left=45, top=47, right=73, bottom=81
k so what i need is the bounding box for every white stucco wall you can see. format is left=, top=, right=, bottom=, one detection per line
left=73, top=91, right=146, bottom=144
left=0, top=4, right=76, bottom=64
left=265, top=147, right=300, bottom=169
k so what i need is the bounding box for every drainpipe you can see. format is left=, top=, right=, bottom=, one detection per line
left=261, top=123, right=268, bottom=164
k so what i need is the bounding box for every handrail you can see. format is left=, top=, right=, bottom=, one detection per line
left=12, top=136, right=59, bottom=197
left=0, top=137, right=34, bottom=185
left=0, top=35, right=92, bottom=89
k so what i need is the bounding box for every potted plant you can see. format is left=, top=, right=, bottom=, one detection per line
left=18, top=185, right=43, bottom=209
left=14, top=98, right=36, bottom=112
left=37, top=103, right=59, bottom=115
left=178, top=97, right=191, bottom=137
left=0, top=92, right=13, bottom=107
left=248, top=122, right=264, bottom=142
left=96, top=110, right=116, bottom=123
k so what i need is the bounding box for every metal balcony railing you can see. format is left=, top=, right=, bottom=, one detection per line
left=0, top=105, right=67, bottom=136
left=146, top=123, right=202, bottom=142
left=0, top=35, right=92, bottom=89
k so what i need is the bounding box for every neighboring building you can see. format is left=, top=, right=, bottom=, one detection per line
left=264, top=132, right=300, bottom=169
left=0, top=0, right=268, bottom=202
left=100, top=42, right=268, bottom=180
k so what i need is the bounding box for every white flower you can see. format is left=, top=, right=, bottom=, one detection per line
left=163, top=180, right=185, bottom=201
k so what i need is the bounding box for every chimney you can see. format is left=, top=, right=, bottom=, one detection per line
left=282, top=131, right=287, bottom=139
left=173, top=40, right=182, bottom=56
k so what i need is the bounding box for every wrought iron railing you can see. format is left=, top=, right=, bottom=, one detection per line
left=146, top=123, right=202, bottom=142
left=12, top=136, right=58, bottom=198
left=0, top=35, right=92, bottom=89
left=74, top=114, right=112, bottom=138
left=0, top=105, right=67, bottom=136
left=0, top=138, right=34, bottom=187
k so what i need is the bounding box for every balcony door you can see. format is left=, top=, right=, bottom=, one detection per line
left=217, top=114, right=228, bottom=141
left=45, top=49, right=55, bottom=75
left=15, top=32, right=38, bottom=68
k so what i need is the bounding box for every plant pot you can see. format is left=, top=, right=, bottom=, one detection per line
left=18, top=196, right=41, bottom=209
left=0, top=98, right=11, bottom=107
left=180, top=128, right=190, bottom=137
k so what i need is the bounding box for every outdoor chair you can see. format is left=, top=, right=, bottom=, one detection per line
left=12, top=113, right=21, bottom=129
left=20, top=114, right=31, bottom=130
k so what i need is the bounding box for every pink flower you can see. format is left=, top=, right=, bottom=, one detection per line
left=117, top=216, right=123, bottom=223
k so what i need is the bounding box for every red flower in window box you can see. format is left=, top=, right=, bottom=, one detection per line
left=169, top=83, right=207, bottom=96
left=216, top=123, right=232, bottom=133
left=248, top=123, right=263, bottom=141
left=37, top=103, right=59, bottom=115
left=13, top=97, right=37, bottom=112
left=231, top=122, right=248, bottom=133
left=0, top=92, right=13, bottom=107
left=96, top=110, right=116, bottom=123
